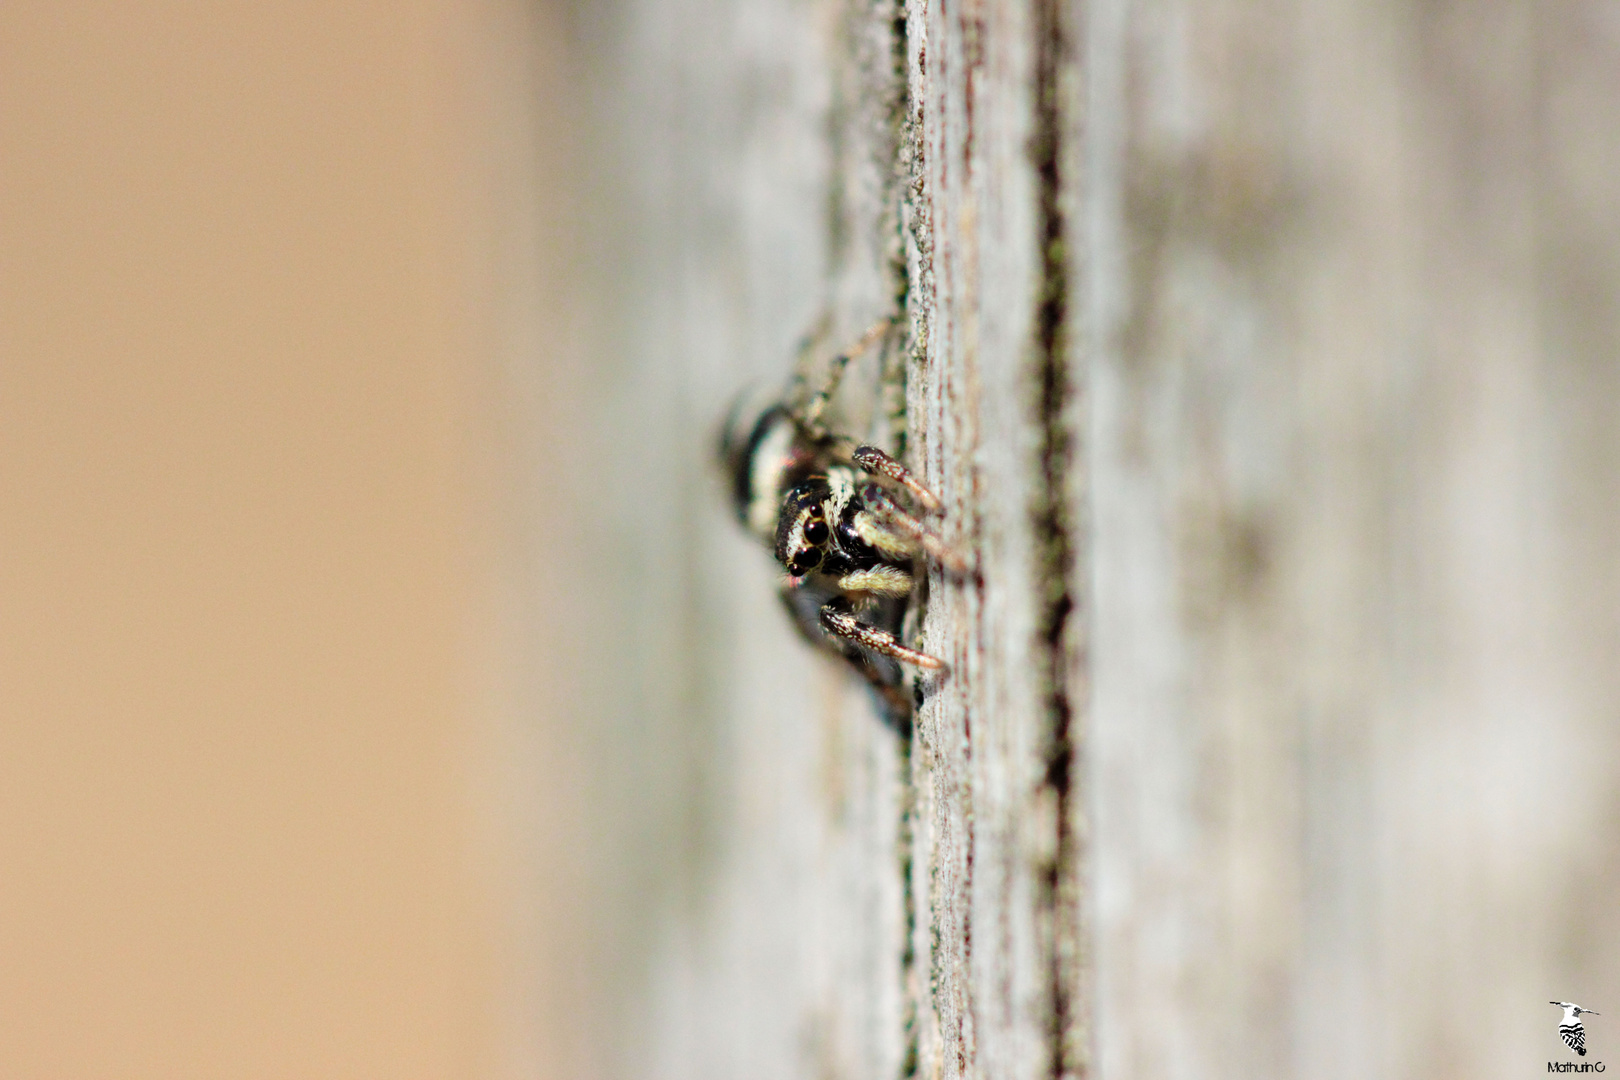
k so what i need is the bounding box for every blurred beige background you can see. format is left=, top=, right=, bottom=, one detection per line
left=0, top=2, right=593, bottom=1076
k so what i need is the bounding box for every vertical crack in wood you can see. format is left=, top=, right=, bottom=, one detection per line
left=885, top=3, right=917, bottom=461
left=953, top=9, right=985, bottom=1073
left=896, top=4, right=939, bottom=1073
left=899, top=3, right=932, bottom=394
left=880, top=5, right=926, bottom=1076
left=896, top=723, right=921, bottom=1079
left=1030, top=0, right=1082, bottom=1077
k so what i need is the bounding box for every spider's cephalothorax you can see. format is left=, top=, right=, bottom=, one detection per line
left=721, top=327, right=962, bottom=722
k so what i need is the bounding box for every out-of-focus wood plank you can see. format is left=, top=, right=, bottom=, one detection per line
left=593, top=2, right=919, bottom=1077
left=1087, top=2, right=1620, bottom=1077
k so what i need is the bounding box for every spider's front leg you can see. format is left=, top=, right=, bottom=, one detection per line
left=798, top=321, right=892, bottom=436
left=857, top=486, right=971, bottom=575
left=848, top=444, right=972, bottom=572
left=851, top=444, right=941, bottom=512
left=779, top=589, right=914, bottom=726
left=820, top=597, right=947, bottom=671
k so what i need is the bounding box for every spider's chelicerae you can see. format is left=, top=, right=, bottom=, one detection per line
left=722, top=323, right=964, bottom=721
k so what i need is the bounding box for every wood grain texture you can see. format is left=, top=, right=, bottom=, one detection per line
left=596, top=0, right=1087, bottom=1076
left=1086, top=2, right=1620, bottom=1078
left=906, top=0, right=1089, bottom=1078
left=579, top=1, right=1620, bottom=1078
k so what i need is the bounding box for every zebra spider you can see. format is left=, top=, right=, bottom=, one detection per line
left=722, top=322, right=964, bottom=722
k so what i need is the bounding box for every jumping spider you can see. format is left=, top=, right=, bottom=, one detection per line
left=722, top=322, right=963, bottom=722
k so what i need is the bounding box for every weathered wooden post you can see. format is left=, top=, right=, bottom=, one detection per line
left=547, top=1, right=1620, bottom=1078
left=580, top=1, right=1090, bottom=1076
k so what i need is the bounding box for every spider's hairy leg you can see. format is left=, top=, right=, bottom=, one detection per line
left=799, top=320, right=892, bottom=435
left=777, top=588, right=914, bottom=728
left=836, top=564, right=915, bottom=597
left=858, top=485, right=970, bottom=575
left=851, top=444, right=942, bottom=513
left=821, top=599, right=947, bottom=671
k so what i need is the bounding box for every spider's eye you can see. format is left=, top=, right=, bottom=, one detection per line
left=804, top=518, right=829, bottom=545
left=790, top=550, right=820, bottom=576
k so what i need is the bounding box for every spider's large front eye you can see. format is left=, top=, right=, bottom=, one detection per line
left=790, top=550, right=820, bottom=576
left=804, top=518, right=829, bottom=545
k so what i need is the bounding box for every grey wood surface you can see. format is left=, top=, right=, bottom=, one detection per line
left=531, top=0, right=1620, bottom=1077
left=589, top=2, right=929, bottom=1076
left=906, top=1, right=1088, bottom=1078
left=562, top=1, right=1087, bottom=1076
left=571, top=1, right=1090, bottom=1076
left=1087, top=3, right=1620, bottom=1078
